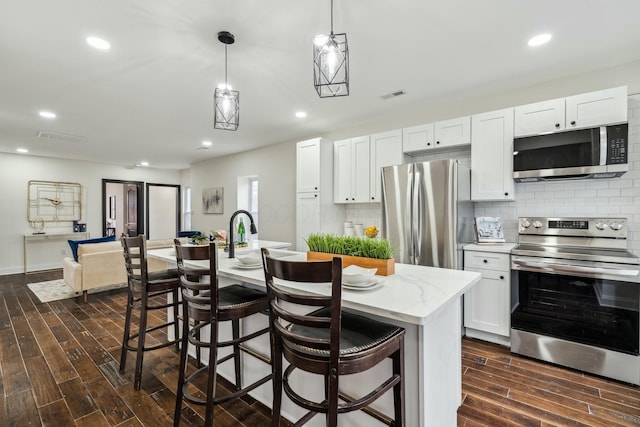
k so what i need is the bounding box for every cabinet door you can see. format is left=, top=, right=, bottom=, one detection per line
left=370, top=129, right=403, bottom=202
left=296, top=192, right=320, bottom=251
left=333, top=139, right=352, bottom=203
left=434, top=116, right=471, bottom=148
left=296, top=139, right=320, bottom=193
left=464, top=269, right=510, bottom=336
left=402, top=123, right=434, bottom=153
left=351, top=136, right=371, bottom=203
left=514, top=98, right=565, bottom=137
left=471, top=108, right=515, bottom=201
left=566, top=86, right=628, bottom=130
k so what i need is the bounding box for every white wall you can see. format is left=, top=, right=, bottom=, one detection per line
left=0, top=154, right=180, bottom=274
left=187, top=141, right=295, bottom=243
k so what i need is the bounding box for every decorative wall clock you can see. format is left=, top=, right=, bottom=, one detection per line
left=28, top=180, right=82, bottom=222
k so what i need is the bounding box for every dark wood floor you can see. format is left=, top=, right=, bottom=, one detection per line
left=1, top=270, right=638, bottom=426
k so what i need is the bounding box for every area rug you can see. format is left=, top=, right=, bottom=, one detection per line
left=27, top=279, right=127, bottom=303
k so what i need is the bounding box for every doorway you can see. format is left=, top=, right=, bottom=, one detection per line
left=146, top=183, right=181, bottom=239
left=102, top=179, right=144, bottom=237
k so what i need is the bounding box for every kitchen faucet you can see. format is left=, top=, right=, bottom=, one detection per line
left=228, top=210, right=257, bottom=258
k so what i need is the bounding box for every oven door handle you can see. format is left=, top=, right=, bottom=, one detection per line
left=512, top=259, right=640, bottom=277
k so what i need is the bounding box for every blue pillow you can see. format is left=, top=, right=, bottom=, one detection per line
left=68, top=235, right=116, bottom=261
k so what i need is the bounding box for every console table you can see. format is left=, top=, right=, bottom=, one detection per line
left=24, top=232, right=89, bottom=273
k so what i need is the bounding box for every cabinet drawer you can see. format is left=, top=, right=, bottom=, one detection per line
left=465, top=267, right=508, bottom=281
left=464, top=251, right=510, bottom=271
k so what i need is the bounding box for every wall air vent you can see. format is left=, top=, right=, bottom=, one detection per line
left=36, top=131, right=85, bottom=143
left=380, top=90, right=406, bottom=100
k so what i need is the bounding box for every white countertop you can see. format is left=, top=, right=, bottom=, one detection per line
left=463, top=242, right=517, bottom=253
left=149, top=246, right=481, bottom=326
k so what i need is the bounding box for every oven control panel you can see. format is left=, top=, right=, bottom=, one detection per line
left=518, top=217, right=627, bottom=238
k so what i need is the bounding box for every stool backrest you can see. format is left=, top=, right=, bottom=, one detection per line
left=174, top=241, right=217, bottom=318
left=121, top=234, right=148, bottom=292
left=261, top=248, right=343, bottom=360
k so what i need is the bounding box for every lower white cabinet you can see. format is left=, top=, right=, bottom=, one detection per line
left=463, top=245, right=515, bottom=346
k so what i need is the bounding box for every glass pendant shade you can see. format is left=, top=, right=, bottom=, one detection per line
left=214, top=87, right=239, bottom=131
left=313, top=32, right=349, bottom=97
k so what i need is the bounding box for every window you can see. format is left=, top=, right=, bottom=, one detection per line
left=248, top=176, right=258, bottom=226
left=183, top=187, right=192, bottom=230
left=238, top=175, right=258, bottom=236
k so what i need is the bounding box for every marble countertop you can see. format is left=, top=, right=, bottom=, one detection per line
left=463, top=242, right=517, bottom=253
left=149, top=246, right=481, bottom=326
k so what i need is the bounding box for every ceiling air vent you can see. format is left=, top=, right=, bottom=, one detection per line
left=380, top=90, right=406, bottom=100
left=36, top=131, right=85, bottom=143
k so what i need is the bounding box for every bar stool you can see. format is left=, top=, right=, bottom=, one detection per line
left=173, top=241, right=272, bottom=427
left=261, top=248, right=406, bottom=427
left=119, top=234, right=181, bottom=390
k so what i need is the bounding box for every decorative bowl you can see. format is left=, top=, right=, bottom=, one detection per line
left=342, top=265, right=377, bottom=284
left=236, top=251, right=261, bottom=265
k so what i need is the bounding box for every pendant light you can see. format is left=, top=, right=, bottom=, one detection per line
left=313, top=0, right=349, bottom=97
left=214, top=31, right=239, bottom=131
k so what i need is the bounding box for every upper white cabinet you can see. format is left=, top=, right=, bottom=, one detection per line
left=296, top=138, right=322, bottom=193
left=566, top=86, right=627, bottom=129
left=514, top=86, right=627, bottom=137
left=296, top=137, right=344, bottom=251
left=471, top=108, right=515, bottom=201
left=402, top=116, right=470, bottom=154
left=333, top=136, right=371, bottom=203
left=370, top=129, right=403, bottom=202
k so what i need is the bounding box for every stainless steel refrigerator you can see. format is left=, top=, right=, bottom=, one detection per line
left=381, top=159, right=474, bottom=269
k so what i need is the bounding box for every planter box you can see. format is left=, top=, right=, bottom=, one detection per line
left=306, top=251, right=395, bottom=276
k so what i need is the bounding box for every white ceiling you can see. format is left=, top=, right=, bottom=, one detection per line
left=2, top=0, right=640, bottom=170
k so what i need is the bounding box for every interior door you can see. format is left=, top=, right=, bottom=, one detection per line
left=102, top=179, right=144, bottom=237
left=146, top=183, right=180, bottom=239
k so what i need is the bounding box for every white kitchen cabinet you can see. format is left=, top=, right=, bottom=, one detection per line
left=370, top=129, right=403, bottom=202
left=333, top=136, right=370, bottom=203
left=463, top=245, right=514, bottom=346
left=566, top=86, right=627, bottom=130
left=402, top=116, right=470, bottom=154
left=402, top=122, right=435, bottom=153
left=514, top=86, right=627, bottom=137
left=296, top=138, right=322, bottom=193
left=296, top=138, right=344, bottom=251
left=514, top=98, right=565, bottom=136
left=471, top=108, right=515, bottom=201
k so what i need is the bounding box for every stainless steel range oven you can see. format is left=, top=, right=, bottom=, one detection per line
left=511, top=217, right=639, bottom=385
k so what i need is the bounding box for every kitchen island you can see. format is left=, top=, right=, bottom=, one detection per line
left=150, top=246, right=481, bottom=427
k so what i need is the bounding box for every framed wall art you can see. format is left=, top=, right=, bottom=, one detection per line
left=28, top=180, right=82, bottom=222
left=202, top=187, right=224, bottom=214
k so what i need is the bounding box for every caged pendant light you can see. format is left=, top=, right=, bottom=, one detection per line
left=313, top=0, right=349, bottom=97
left=214, top=31, right=239, bottom=131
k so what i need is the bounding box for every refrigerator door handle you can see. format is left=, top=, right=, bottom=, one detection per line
left=412, top=166, right=421, bottom=265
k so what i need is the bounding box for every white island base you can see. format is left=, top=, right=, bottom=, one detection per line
left=151, top=247, right=480, bottom=427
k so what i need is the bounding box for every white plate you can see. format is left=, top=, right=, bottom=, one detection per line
left=342, top=280, right=384, bottom=291
left=232, top=261, right=262, bottom=269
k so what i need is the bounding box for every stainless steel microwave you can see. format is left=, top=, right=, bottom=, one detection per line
left=513, top=123, right=628, bottom=182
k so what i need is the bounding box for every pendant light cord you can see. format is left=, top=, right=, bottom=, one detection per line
left=330, top=0, right=334, bottom=36
left=224, top=44, right=228, bottom=88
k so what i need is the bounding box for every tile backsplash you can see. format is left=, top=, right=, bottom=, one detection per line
left=347, top=94, right=640, bottom=254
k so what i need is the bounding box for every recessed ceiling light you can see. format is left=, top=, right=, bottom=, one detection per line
left=138, top=161, right=149, bottom=167
left=86, top=36, right=111, bottom=50
left=202, top=140, right=212, bottom=147
left=16, top=148, right=29, bottom=153
left=528, top=33, right=552, bottom=47
left=295, top=111, right=307, bottom=118
left=39, top=111, right=56, bottom=119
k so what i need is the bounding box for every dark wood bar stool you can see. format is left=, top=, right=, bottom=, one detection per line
left=261, top=248, right=406, bottom=427
left=119, top=234, right=180, bottom=390
left=173, top=241, right=273, bottom=427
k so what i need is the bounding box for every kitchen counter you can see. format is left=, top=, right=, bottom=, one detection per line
left=464, top=242, right=517, bottom=253
left=149, top=247, right=481, bottom=427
